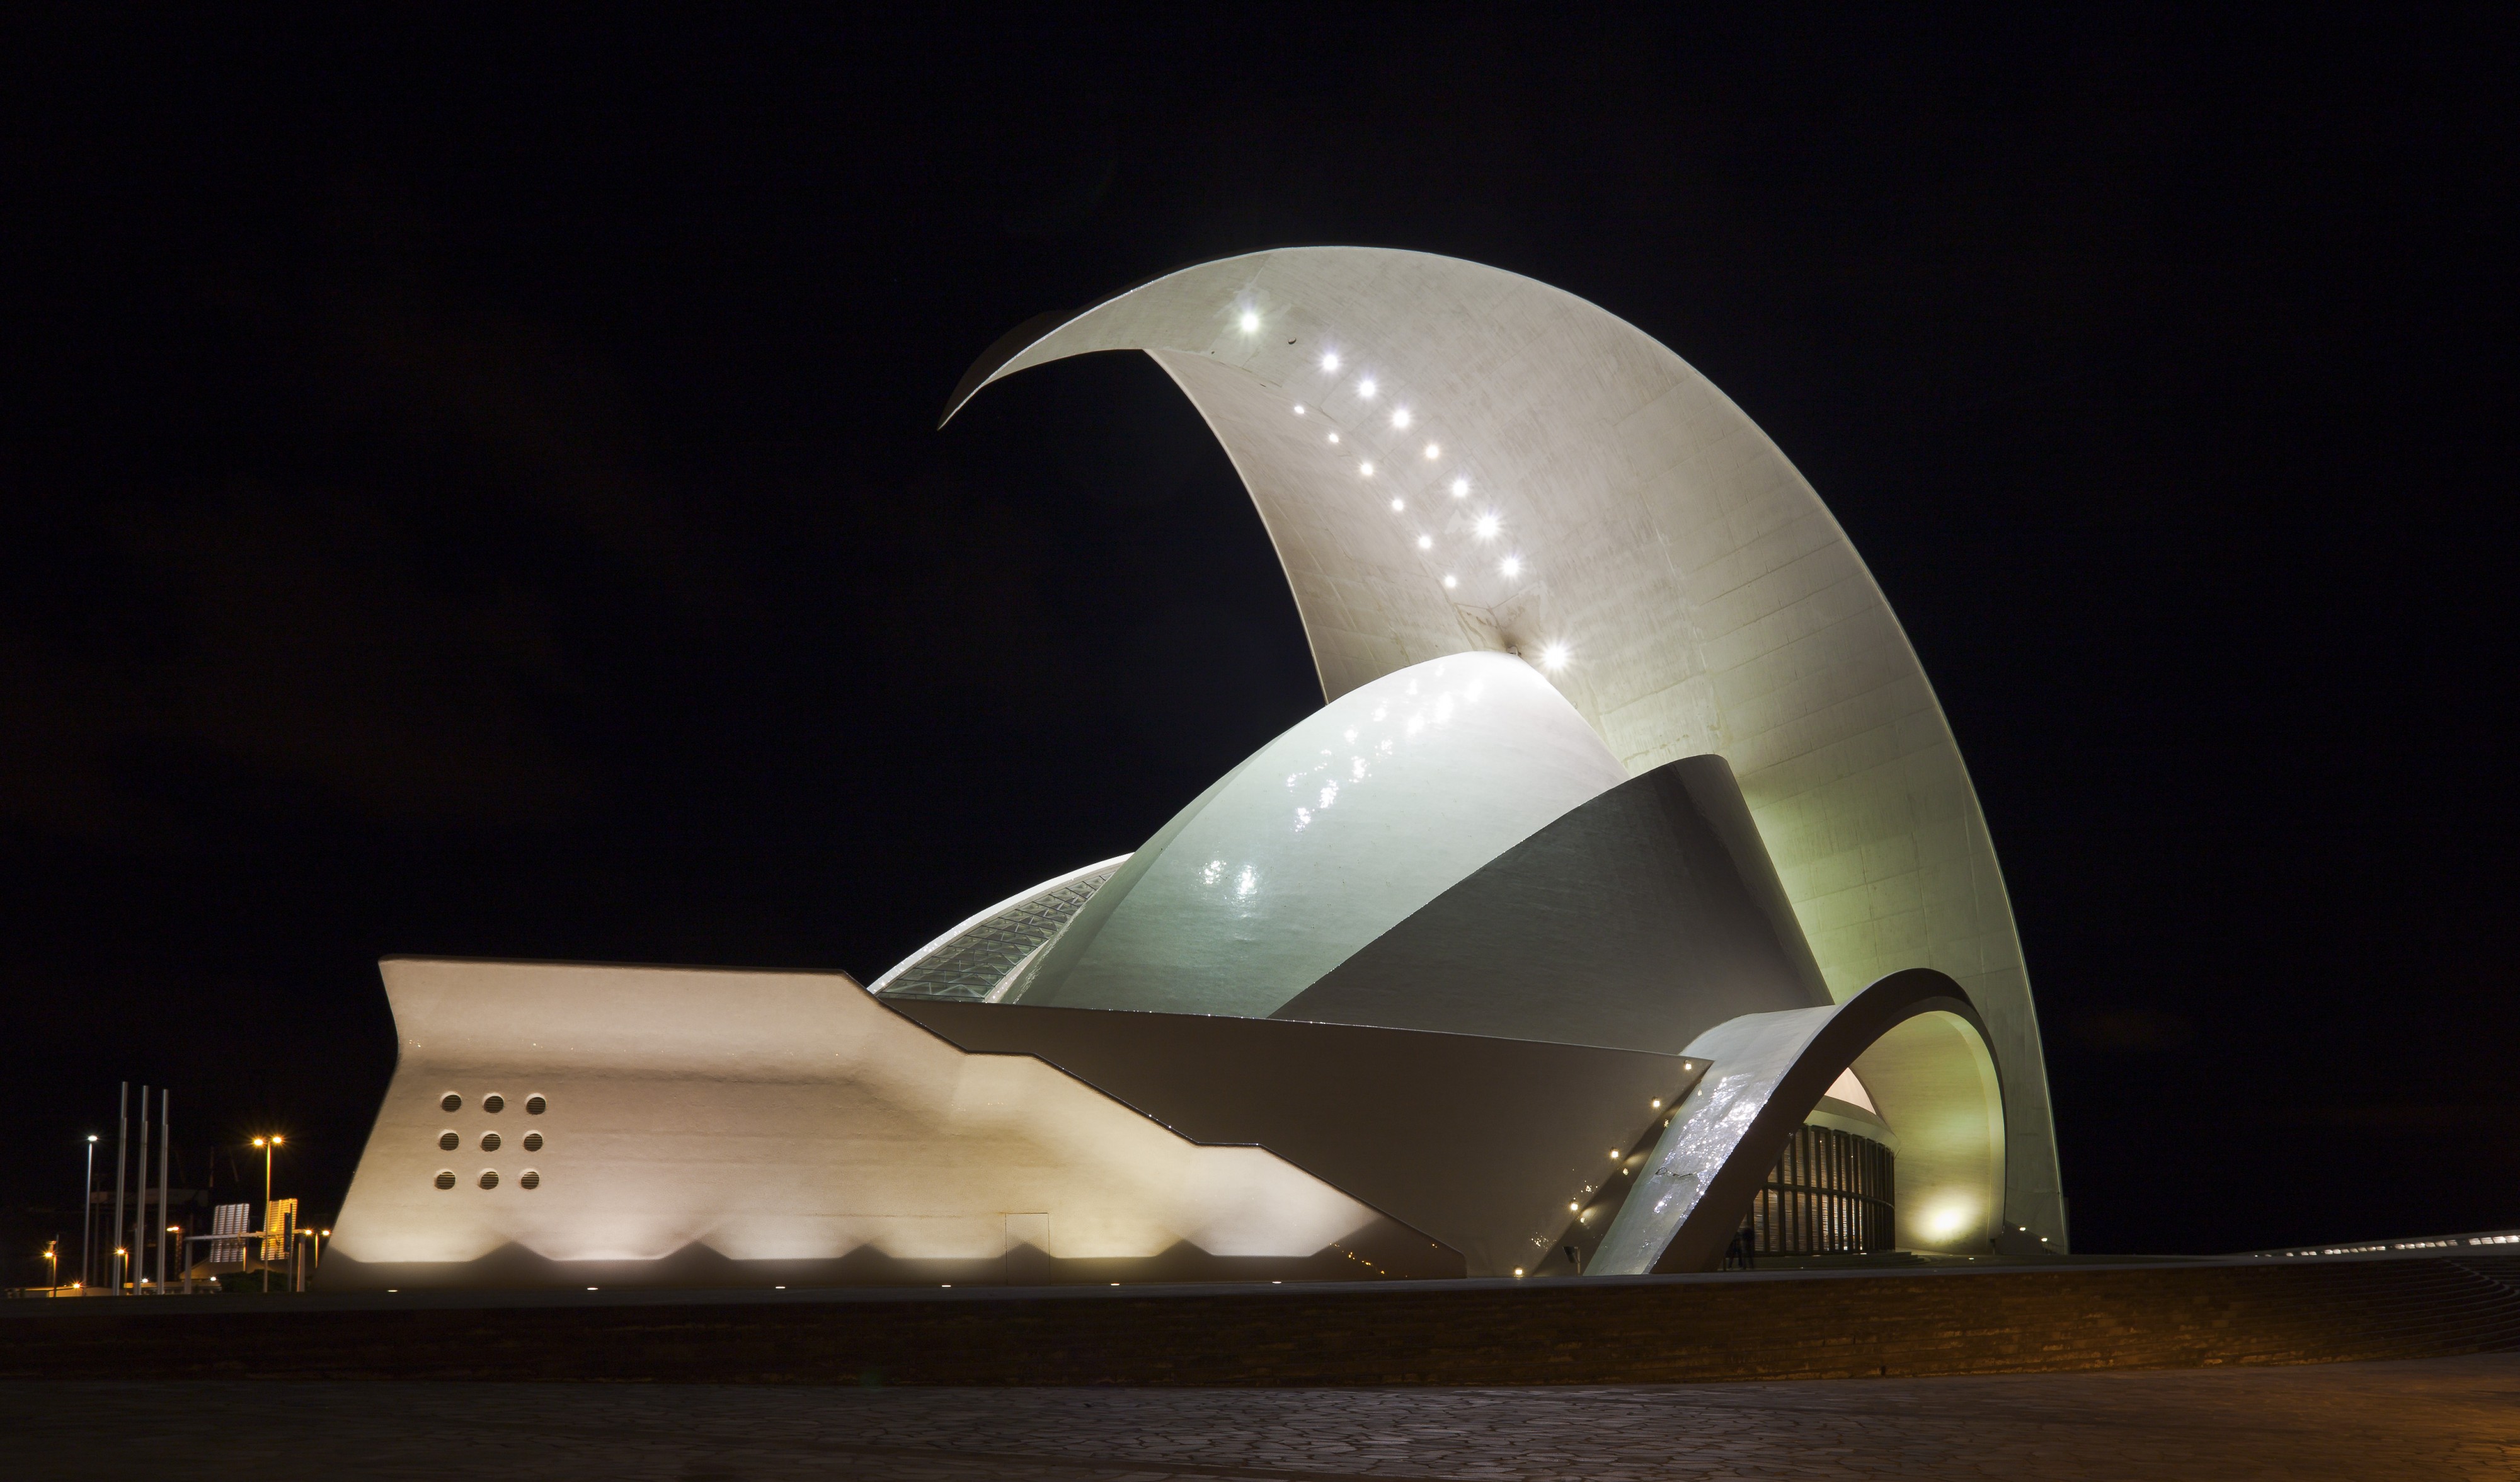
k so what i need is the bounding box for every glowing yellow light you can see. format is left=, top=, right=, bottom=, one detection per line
left=1390, top=498, right=1404, bottom=512
left=1327, top=432, right=1340, bottom=444
left=1651, top=1099, right=1662, bottom=1108
left=1360, top=461, right=1373, bottom=476
left=1513, top=1267, right=1524, bottom=1277
left=1239, top=310, right=1259, bottom=332
left=1416, top=534, right=1433, bottom=550
left=1424, top=442, right=1440, bottom=459
left=1442, top=574, right=1457, bottom=589
left=1568, top=1202, right=1579, bottom=1212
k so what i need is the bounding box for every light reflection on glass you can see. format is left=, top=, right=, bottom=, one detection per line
left=1235, top=867, right=1258, bottom=897
left=1201, top=860, right=1225, bottom=887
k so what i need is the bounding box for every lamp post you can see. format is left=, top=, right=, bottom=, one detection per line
left=43, top=1241, right=57, bottom=1293
left=81, top=1135, right=96, bottom=1290
left=252, top=1135, right=283, bottom=1291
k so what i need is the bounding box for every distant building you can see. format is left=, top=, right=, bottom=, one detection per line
left=324, top=250, right=2060, bottom=1290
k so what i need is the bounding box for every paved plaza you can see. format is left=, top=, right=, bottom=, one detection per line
left=6, top=1353, right=2517, bottom=1480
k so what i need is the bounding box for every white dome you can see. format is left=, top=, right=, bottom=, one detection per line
left=1016, top=651, right=1625, bottom=1017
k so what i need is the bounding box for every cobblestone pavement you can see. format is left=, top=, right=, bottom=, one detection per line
left=7, top=1354, right=2517, bottom=1481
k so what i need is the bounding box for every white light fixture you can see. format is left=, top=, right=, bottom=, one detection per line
left=1239, top=310, right=1259, bottom=332
left=1502, top=556, right=1522, bottom=578
left=1360, top=461, right=1374, bottom=476
left=1320, top=352, right=1339, bottom=371
left=1475, top=514, right=1500, bottom=539
left=1358, top=377, right=1377, bottom=398
left=1423, top=442, right=1440, bottom=459
left=1541, top=642, right=1569, bottom=671
left=1416, top=534, right=1433, bottom=550
left=1327, top=432, right=1341, bottom=444
left=1450, top=476, right=1469, bottom=497
left=1442, top=573, right=1457, bottom=589
left=1292, top=404, right=1305, bottom=415
left=1390, top=408, right=1411, bottom=428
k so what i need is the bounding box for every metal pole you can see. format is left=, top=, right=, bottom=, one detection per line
left=156, top=1089, right=171, bottom=1294
left=134, top=1088, right=151, bottom=1293
left=111, top=1084, right=127, bottom=1294
left=81, top=1135, right=96, bottom=1289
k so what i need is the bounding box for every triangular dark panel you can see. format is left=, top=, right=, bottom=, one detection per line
left=1273, top=754, right=1830, bottom=1054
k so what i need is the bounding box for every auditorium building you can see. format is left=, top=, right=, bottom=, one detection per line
left=323, top=249, right=2065, bottom=1290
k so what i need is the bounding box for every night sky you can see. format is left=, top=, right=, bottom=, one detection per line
left=3, top=11, right=2511, bottom=1277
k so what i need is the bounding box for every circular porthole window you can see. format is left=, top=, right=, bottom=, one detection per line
left=441, top=1093, right=462, bottom=1113
left=482, top=1094, right=505, bottom=1114
left=521, top=1132, right=543, bottom=1152
left=438, top=1131, right=459, bottom=1151
left=525, top=1094, right=546, bottom=1116
left=434, top=1171, right=457, bottom=1190
left=479, top=1132, right=501, bottom=1152
left=520, top=1170, right=541, bottom=1190
left=479, top=1170, right=500, bottom=1190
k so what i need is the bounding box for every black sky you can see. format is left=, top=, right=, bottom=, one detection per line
left=2, top=9, right=2513, bottom=1272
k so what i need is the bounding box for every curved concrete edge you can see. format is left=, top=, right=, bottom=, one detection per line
left=1589, top=969, right=2000, bottom=1275
left=935, top=247, right=2066, bottom=1249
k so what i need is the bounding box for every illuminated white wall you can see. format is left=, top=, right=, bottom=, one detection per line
left=949, top=249, right=2066, bottom=1246
left=330, top=958, right=1394, bottom=1273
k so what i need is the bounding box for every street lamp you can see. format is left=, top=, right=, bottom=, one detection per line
left=43, top=1241, right=57, bottom=1293
left=81, top=1135, right=97, bottom=1290
left=251, top=1135, right=284, bottom=1291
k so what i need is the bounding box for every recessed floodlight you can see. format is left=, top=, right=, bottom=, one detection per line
left=1239, top=310, right=1259, bottom=332
left=1320, top=352, right=1339, bottom=371
left=1424, top=443, right=1440, bottom=459
left=1475, top=514, right=1500, bottom=539
left=1442, top=573, right=1458, bottom=589
left=1391, top=408, right=1411, bottom=428
left=1358, top=377, right=1377, bottom=398
left=1502, top=556, right=1523, bottom=578
left=1360, top=461, right=1374, bottom=476
left=1292, top=404, right=1305, bottom=415
left=1450, top=477, right=1469, bottom=497
left=1327, top=432, right=1341, bottom=444
left=1390, top=498, right=1405, bottom=512
left=1542, top=642, right=1570, bottom=671
left=1417, top=534, right=1433, bottom=550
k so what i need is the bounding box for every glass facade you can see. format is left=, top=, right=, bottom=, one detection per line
left=878, top=866, right=1121, bottom=1002
left=1743, top=1123, right=1895, bottom=1255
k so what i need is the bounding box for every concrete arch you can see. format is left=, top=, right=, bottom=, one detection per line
left=948, top=249, right=2063, bottom=1243
left=1589, top=968, right=2005, bottom=1274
